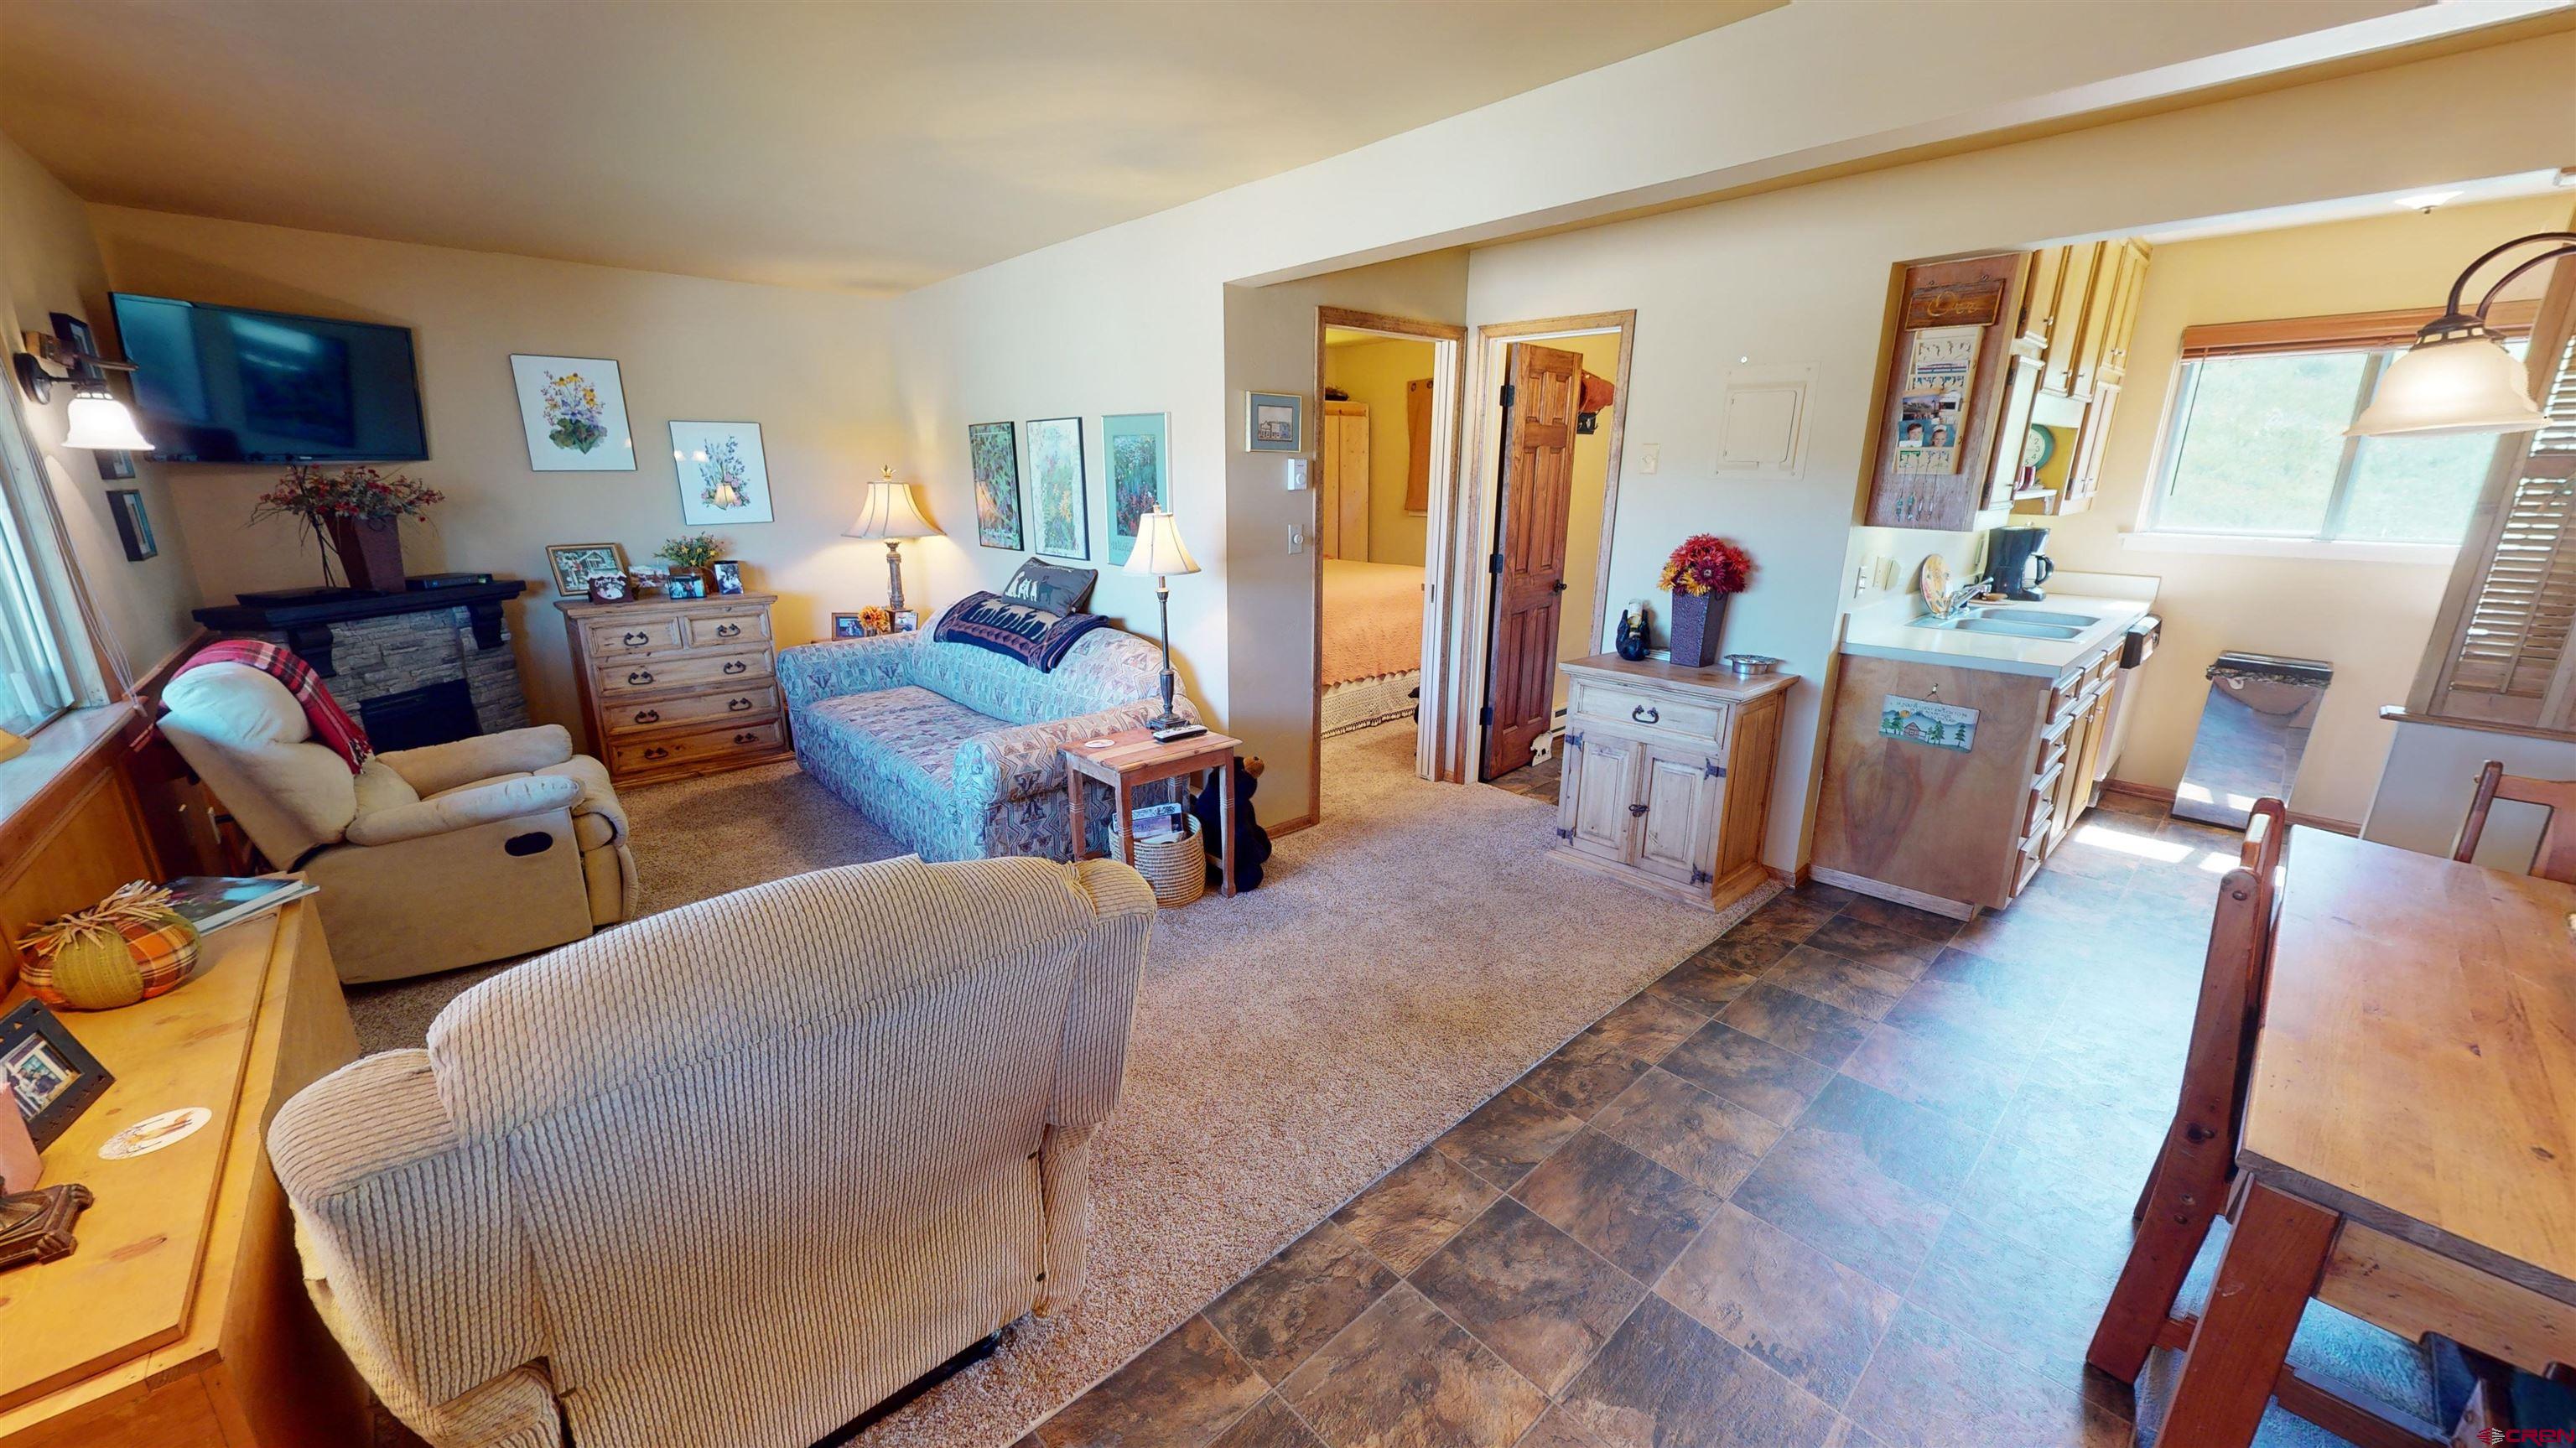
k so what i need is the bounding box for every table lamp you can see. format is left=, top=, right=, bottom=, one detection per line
left=1121, top=508, right=1198, bottom=731
left=843, top=466, right=936, bottom=611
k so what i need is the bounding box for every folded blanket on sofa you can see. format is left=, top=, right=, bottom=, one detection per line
left=934, top=591, right=1107, bottom=672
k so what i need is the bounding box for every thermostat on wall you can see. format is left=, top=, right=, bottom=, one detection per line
left=1284, top=456, right=1312, bottom=490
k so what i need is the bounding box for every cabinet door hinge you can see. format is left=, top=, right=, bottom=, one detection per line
left=1690, top=868, right=1712, bottom=885
left=1563, top=731, right=1583, bottom=750
left=1498, top=381, right=1517, bottom=408
left=1704, top=760, right=1726, bottom=779
left=1554, top=826, right=1574, bottom=842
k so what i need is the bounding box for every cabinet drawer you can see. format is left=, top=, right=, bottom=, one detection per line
left=611, top=719, right=782, bottom=775
left=584, top=615, right=686, bottom=658
left=1569, top=680, right=1726, bottom=743
left=599, top=648, right=773, bottom=697
left=685, top=610, right=771, bottom=650
left=605, top=685, right=778, bottom=737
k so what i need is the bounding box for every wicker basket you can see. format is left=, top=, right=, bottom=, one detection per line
left=1130, top=817, right=1207, bottom=908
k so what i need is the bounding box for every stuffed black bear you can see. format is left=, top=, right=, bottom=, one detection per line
left=1192, top=761, right=1274, bottom=892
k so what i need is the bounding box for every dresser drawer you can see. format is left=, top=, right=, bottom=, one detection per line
left=1568, top=679, right=1727, bottom=743
left=685, top=610, right=771, bottom=649
left=604, top=685, right=778, bottom=737
left=599, top=648, right=773, bottom=696
left=611, top=719, right=783, bottom=775
left=583, top=615, right=687, bottom=659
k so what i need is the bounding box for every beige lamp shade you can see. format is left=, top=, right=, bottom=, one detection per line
left=2348, top=334, right=2547, bottom=438
left=1122, top=509, right=1198, bottom=577
left=844, top=468, right=937, bottom=540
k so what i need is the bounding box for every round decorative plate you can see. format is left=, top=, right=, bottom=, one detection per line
left=2022, top=424, right=2056, bottom=472
left=1919, top=553, right=1951, bottom=613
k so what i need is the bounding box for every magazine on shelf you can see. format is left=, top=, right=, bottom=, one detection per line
left=162, top=876, right=316, bottom=934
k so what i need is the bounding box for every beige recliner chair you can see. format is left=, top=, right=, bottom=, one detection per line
left=158, top=662, right=638, bottom=983
left=266, top=854, right=1153, bottom=1448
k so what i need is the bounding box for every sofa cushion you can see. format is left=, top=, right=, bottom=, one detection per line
left=806, top=686, right=1003, bottom=785
left=1002, top=558, right=1098, bottom=614
left=935, top=591, right=1107, bottom=673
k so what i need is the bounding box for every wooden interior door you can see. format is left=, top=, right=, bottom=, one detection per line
left=1481, top=342, right=1583, bottom=778
left=1321, top=401, right=1369, bottom=559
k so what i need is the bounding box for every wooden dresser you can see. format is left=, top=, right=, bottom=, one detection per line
left=0, top=896, right=367, bottom=1448
left=557, top=591, right=792, bottom=785
left=1550, top=655, right=1795, bottom=912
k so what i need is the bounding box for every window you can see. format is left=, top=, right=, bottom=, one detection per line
left=0, top=403, right=79, bottom=737
left=2148, top=340, right=2520, bottom=546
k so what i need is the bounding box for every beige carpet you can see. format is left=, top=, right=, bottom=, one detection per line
left=345, top=722, right=1770, bottom=1445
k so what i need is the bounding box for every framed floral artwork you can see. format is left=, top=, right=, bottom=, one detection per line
left=969, top=421, right=1023, bottom=550
left=509, top=356, right=636, bottom=471
left=668, top=421, right=775, bottom=525
left=1103, top=412, right=1168, bottom=566
left=1026, top=416, right=1089, bottom=560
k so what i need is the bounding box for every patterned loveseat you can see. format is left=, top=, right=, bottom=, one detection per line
left=776, top=625, right=1194, bottom=860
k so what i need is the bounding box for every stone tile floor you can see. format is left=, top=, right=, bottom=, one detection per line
left=1030, top=795, right=2319, bottom=1448
left=1488, top=752, right=1562, bottom=807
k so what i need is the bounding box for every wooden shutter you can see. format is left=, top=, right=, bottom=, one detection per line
left=2415, top=257, right=2576, bottom=728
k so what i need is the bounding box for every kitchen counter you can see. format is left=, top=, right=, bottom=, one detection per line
left=1840, top=590, right=2152, bottom=679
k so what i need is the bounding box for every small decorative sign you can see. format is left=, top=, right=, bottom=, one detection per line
left=1880, top=694, right=1979, bottom=752
left=1902, top=278, right=2006, bottom=330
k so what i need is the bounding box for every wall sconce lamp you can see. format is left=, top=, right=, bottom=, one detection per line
left=2349, top=231, right=2576, bottom=438
left=14, top=314, right=153, bottom=451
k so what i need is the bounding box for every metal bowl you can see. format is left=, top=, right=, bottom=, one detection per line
left=1720, top=653, right=1782, bottom=677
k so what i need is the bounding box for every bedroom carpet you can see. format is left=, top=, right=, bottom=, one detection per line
left=345, top=722, right=1768, bottom=1447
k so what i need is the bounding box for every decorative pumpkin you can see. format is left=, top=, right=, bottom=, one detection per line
left=16, top=882, right=201, bottom=1011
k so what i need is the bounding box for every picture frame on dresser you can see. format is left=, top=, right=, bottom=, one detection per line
left=2, top=1000, right=114, bottom=1151
left=547, top=541, right=629, bottom=595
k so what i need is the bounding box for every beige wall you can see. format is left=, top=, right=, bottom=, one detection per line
left=86, top=205, right=900, bottom=740
left=0, top=131, right=200, bottom=685
left=1321, top=337, right=1434, bottom=566
left=2045, top=192, right=2576, bottom=826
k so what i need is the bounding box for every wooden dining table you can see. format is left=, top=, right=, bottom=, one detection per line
left=2159, top=827, right=2576, bottom=1445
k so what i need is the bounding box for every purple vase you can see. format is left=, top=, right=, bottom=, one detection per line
left=1669, top=590, right=1724, bottom=667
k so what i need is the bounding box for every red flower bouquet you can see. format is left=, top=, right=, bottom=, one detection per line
left=251, top=465, right=444, bottom=590
left=1658, top=534, right=1753, bottom=667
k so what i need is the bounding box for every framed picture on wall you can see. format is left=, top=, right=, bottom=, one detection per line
left=509, top=355, right=637, bottom=472
left=107, top=489, right=155, bottom=561
left=1245, top=391, right=1301, bottom=453
left=669, top=420, right=775, bottom=525
left=1026, top=416, right=1088, bottom=560
left=95, top=449, right=136, bottom=481
left=968, top=421, right=1023, bottom=550
left=1103, top=412, right=1169, bottom=566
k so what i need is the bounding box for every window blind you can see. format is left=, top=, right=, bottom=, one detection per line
left=2179, top=298, right=2540, bottom=360
left=2428, top=321, right=2576, bottom=724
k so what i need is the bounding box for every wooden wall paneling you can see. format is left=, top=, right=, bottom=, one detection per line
left=1865, top=252, right=2031, bottom=531
left=0, top=706, right=163, bottom=992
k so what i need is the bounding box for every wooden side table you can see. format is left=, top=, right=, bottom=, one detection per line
left=1063, top=728, right=1241, bottom=899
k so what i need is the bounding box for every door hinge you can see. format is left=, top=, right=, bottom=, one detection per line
left=1704, top=760, right=1726, bottom=779
left=1488, top=551, right=1505, bottom=574
left=1479, top=704, right=1494, bottom=725
left=1564, top=731, right=1583, bottom=749
left=1499, top=382, right=1517, bottom=407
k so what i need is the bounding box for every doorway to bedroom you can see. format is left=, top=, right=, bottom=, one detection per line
left=1308, top=307, right=1462, bottom=828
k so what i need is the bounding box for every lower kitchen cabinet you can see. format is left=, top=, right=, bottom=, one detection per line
left=1550, top=655, right=1794, bottom=912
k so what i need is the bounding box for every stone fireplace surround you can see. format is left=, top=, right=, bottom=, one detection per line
left=191, top=580, right=532, bottom=745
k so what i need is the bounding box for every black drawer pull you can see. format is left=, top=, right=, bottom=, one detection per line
left=1631, top=704, right=1659, bottom=724
left=1628, top=802, right=1650, bottom=817
left=621, top=630, right=650, bottom=646
left=715, top=623, right=741, bottom=637
left=642, top=746, right=671, bottom=760
left=727, top=697, right=752, bottom=712
left=627, top=669, right=655, bottom=685
left=633, top=709, right=660, bottom=724
left=722, top=660, right=748, bottom=675
left=732, top=731, right=758, bottom=745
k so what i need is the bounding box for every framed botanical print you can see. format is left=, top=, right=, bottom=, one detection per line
left=1026, top=416, right=1088, bottom=560
left=969, top=421, right=1023, bottom=550
left=108, top=489, right=156, bottom=560
left=1103, top=412, right=1169, bottom=566
left=546, top=542, right=629, bottom=595
left=510, top=355, right=636, bottom=471
left=669, top=420, right=775, bottom=525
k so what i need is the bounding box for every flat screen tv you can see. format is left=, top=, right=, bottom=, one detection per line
left=108, top=293, right=428, bottom=464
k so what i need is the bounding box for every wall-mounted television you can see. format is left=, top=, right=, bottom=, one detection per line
left=108, top=293, right=428, bottom=464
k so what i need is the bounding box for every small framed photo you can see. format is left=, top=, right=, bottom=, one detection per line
left=3, top=999, right=114, bottom=1151
left=895, top=609, right=922, bottom=633
left=95, top=449, right=136, bottom=482
left=1246, top=391, right=1302, bottom=453
left=831, top=611, right=868, bottom=639
left=587, top=572, right=633, bottom=603
left=107, top=488, right=156, bottom=561
left=710, top=560, right=744, bottom=594
left=547, top=542, right=629, bottom=595
left=665, top=573, right=707, bottom=600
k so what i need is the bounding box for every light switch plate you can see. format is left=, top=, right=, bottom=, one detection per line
left=1639, top=443, right=1661, bottom=475
left=1288, top=522, right=1306, bottom=555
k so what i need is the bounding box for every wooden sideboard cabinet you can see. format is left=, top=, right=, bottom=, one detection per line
left=558, top=591, right=793, bottom=785
left=0, top=896, right=367, bottom=1448
left=1549, top=655, right=1794, bottom=912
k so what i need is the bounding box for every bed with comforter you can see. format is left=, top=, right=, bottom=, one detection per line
left=1321, top=558, right=1425, bottom=736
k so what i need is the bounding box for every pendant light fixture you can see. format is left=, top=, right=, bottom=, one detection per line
left=2349, top=230, right=2576, bottom=439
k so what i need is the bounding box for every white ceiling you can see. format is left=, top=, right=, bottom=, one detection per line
left=0, top=0, right=1779, bottom=294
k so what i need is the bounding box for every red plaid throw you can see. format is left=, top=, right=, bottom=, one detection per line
left=174, top=639, right=373, bottom=772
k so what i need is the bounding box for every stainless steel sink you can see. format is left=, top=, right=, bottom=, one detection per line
left=1983, top=608, right=2101, bottom=627
left=1909, top=615, right=2085, bottom=640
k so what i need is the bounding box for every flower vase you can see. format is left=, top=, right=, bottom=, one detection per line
left=329, top=517, right=405, bottom=593
left=1669, top=589, right=1725, bottom=667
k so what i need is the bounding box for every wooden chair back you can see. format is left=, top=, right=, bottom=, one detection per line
left=2454, top=760, right=2576, bottom=884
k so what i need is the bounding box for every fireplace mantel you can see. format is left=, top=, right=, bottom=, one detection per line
left=194, top=580, right=525, bottom=677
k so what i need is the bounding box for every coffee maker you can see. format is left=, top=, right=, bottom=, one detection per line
left=1987, top=527, right=2054, bottom=601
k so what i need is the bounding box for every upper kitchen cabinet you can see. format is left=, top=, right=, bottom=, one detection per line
left=2021, top=236, right=2152, bottom=516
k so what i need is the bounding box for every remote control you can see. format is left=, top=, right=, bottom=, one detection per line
left=1152, top=723, right=1208, bottom=742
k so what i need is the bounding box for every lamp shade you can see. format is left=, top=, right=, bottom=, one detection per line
left=2348, top=334, right=2547, bottom=438
left=60, top=389, right=152, bottom=450
left=1122, top=509, right=1198, bottom=577
left=844, top=469, right=936, bottom=540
